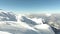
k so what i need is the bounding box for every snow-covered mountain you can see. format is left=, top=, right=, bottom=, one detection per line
left=0, top=11, right=17, bottom=21
left=0, top=11, right=60, bottom=34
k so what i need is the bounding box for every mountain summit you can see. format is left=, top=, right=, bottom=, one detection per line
left=0, top=11, right=17, bottom=21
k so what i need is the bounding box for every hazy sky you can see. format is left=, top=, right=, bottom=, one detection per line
left=0, top=0, right=60, bottom=14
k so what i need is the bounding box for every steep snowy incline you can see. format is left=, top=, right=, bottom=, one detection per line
left=34, top=24, right=55, bottom=34
left=17, top=14, right=55, bottom=34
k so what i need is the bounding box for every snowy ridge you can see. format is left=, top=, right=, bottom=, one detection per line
left=0, top=11, right=59, bottom=34
left=0, top=11, right=17, bottom=21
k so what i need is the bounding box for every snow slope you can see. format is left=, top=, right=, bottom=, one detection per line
left=0, top=11, right=55, bottom=34
left=0, top=31, right=12, bottom=34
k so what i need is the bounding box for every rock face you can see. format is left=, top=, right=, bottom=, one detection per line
left=0, top=12, right=17, bottom=21
left=20, top=16, right=37, bottom=26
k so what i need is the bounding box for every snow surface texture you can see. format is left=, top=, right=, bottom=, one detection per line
left=0, top=11, right=60, bottom=34
left=0, top=31, right=12, bottom=34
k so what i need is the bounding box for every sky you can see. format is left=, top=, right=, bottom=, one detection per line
left=0, top=0, right=60, bottom=14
